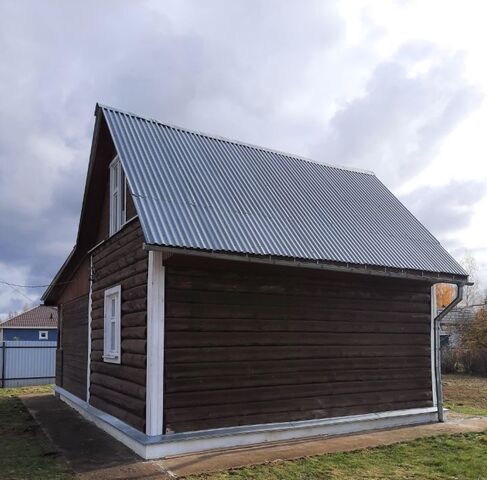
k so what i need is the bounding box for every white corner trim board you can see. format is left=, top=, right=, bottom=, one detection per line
left=146, top=251, right=165, bottom=436
left=55, top=386, right=440, bottom=460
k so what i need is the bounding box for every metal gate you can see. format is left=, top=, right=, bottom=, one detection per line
left=0, top=341, right=56, bottom=388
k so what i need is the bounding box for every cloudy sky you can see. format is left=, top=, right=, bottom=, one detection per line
left=1, top=0, right=486, bottom=317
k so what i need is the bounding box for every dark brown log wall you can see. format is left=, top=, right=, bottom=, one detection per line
left=58, top=257, right=90, bottom=305
left=90, top=219, right=148, bottom=432
left=59, top=294, right=89, bottom=400
left=55, top=250, right=90, bottom=398
left=164, top=257, right=433, bottom=433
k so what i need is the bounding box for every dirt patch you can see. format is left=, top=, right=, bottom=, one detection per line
left=443, top=374, right=487, bottom=415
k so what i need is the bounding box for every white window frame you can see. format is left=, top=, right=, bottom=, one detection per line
left=39, top=330, right=48, bottom=340
left=103, top=285, right=122, bottom=364
left=109, top=156, right=127, bottom=236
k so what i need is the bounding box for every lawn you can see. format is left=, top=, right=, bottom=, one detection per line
left=0, top=385, right=73, bottom=480
left=1, top=375, right=487, bottom=479
left=443, top=374, right=487, bottom=416
left=189, top=433, right=487, bottom=479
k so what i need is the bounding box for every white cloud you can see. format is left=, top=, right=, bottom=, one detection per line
left=314, top=45, right=480, bottom=186
left=0, top=0, right=486, bottom=313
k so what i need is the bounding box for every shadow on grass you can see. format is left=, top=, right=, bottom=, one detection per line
left=0, top=387, right=73, bottom=480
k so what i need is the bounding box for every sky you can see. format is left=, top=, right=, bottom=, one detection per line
left=0, top=0, right=486, bottom=317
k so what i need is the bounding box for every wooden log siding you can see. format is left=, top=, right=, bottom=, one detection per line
left=60, top=295, right=89, bottom=400
left=90, top=219, right=148, bottom=432
left=164, top=262, right=434, bottom=433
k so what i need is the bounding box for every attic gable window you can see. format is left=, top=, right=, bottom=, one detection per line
left=109, top=156, right=127, bottom=236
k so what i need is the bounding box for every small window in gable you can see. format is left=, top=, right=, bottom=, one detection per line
left=103, top=285, right=121, bottom=364
left=109, top=157, right=127, bottom=236
left=39, top=330, right=48, bottom=340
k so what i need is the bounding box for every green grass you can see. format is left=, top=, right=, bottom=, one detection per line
left=189, top=433, right=487, bottom=479
left=0, top=385, right=73, bottom=480
left=443, top=374, right=487, bottom=417
left=444, top=403, right=487, bottom=416
left=0, top=384, right=54, bottom=398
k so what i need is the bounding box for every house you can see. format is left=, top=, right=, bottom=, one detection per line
left=42, top=104, right=468, bottom=459
left=0, top=306, right=58, bottom=342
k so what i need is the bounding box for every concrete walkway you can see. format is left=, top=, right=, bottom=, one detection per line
left=22, top=394, right=487, bottom=479
left=159, top=412, right=487, bottom=477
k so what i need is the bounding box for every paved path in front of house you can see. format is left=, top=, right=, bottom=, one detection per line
left=22, top=394, right=487, bottom=479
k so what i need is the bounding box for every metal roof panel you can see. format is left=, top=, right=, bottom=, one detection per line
left=99, top=104, right=467, bottom=277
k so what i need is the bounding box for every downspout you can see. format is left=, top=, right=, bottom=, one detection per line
left=432, top=283, right=465, bottom=422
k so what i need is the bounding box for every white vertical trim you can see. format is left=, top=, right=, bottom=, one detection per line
left=121, top=169, right=127, bottom=225
left=86, top=255, right=93, bottom=403
left=109, top=157, right=118, bottom=236
left=431, top=284, right=438, bottom=407
left=146, top=251, right=165, bottom=436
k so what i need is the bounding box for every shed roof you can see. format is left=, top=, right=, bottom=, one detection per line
left=1, top=306, right=58, bottom=328
left=100, top=104, right=466, bottom=278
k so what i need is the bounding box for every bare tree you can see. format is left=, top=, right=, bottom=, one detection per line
left=460, top=251, right=482, bottom=307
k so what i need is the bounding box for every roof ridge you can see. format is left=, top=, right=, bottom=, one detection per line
left=6, top=305, right=56, bottom=320
left=97, top=103, right=375, bottom=176
left=13, top=305, right=40, bottom=317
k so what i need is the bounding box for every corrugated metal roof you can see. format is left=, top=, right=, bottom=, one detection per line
left=1, top=306, right=58, bottom=328
left=100, top=104, right=467, bottom=277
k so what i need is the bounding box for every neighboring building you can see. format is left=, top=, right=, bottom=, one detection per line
left=42, top=104, right=468, bottom=459
left=440, top=306, right=479, bottom=347
left=0, top=306, right=58, bottom=342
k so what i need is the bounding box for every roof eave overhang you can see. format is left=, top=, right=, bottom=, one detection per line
left=0, top=326, right=58, bottom=329
left=41, top=247, right=76, bottom=304
left=143, top=243, right=469, bottom=285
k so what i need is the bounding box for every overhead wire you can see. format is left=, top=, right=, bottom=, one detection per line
left=0, top=279, right=72, bottom=289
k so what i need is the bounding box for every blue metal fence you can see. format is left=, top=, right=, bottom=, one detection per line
left=0, top=341, right=56, bottom=388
